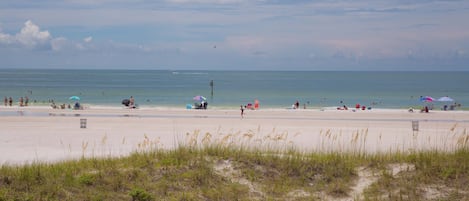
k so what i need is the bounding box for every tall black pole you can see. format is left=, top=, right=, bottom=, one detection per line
left=210, top=80, right=214, bottom=98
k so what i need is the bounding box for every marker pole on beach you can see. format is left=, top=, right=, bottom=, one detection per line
left=210, top=80, right=214, bottom=98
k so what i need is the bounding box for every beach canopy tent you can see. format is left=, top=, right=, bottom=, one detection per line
left=437, top=96, right=454, bottom=102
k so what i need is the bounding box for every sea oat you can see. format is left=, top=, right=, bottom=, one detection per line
left=202, top=132, right=212, bottom=145
left=101, top=134, right=108, bottom=145
left=450, top=123, right=458, bottom=132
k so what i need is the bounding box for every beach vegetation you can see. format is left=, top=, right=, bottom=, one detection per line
left=0, top=131, right=469, bottom=200
left=129, top=187, right=153, bottom=201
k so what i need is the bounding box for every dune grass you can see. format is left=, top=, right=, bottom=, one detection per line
left=1, top=129, right=469, bottom=200
left=1, top=146, right=469, bottom=200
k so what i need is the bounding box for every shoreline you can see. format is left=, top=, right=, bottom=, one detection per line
left=1, top=106, right=468, bottom=165
left=4, top=98, right=467, bottom=111
left=2, top=103, right=468, bottom=111
left=1, top=106, right=469, bottom=123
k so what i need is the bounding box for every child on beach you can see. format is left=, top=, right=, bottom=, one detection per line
left=240, top=105, right=245, bottom=118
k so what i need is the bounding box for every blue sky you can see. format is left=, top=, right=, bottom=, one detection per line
left=0, top=0, right=468, bottom=70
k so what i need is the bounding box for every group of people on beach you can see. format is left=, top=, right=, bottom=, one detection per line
left=3, top=96, right=84, bottom=110
left=50, top=102, right=73, bottom=110
left=336, top=104, right=370, bottom=111
left=442, top=103, right=462, bottom=111
left=3, top=96, right=29, bottom=107
left=195, top=101, right=208, bottom=110
left=290, top=100, right=313, bottom=110
left=4, top=93, right=462, bottom=115
left=335, top=99, right=372, bottom=111
left=240, top=99, right=260, bottom=118
left=409, top=103, right=462, bottom=113
left=122, top=96, right=137, bottom=109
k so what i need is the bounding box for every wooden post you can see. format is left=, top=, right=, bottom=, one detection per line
left=210, top=80, right=214, bottom=98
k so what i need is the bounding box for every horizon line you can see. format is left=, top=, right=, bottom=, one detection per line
left=1, top=68, right=468, bottom=72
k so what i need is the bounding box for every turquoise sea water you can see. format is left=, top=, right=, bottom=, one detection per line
left=0, top=69, right=468, bottom=109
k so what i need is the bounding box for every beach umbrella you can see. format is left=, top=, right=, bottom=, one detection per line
left=193, top=95, right=207, bottom=102
left=420, top=96, right=434, bottom=102
left=437, top=96, right=454, bottom=102
left=69, top=96, right=80, bottom=101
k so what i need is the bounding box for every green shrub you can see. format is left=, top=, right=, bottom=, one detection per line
left=78, top=173, right=95, bottom=186
left=129, top=187, right=154, bottom=201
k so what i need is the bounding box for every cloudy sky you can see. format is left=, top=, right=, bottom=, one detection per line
left=0, top=0, right=468, bottom=70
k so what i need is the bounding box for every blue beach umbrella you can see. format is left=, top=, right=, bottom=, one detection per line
left=69, top=96, right=80, bottom=101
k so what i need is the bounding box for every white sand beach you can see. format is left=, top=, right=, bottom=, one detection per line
left=1, top=106, right=468, bottom=164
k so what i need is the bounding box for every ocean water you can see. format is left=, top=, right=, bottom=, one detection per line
left=0, top=69, right=468, bottom=109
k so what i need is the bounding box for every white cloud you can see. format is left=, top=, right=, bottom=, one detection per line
left=0, top=20, right=51, bottom=49
left=76, top=43, right=86, bottom=50
left=0, top=21, right=100, bottom=53
left=51, top=37, right=69, bottom=51
left=0, top=32, right=14, bottom=44
left=17, top=20, right=51, bottom=48
left=83, top=36, right=92, bottom=43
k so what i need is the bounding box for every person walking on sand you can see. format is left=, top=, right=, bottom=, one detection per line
left=240, top=105, right=245, bottom=118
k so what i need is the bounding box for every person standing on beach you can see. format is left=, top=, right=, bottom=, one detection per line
left=19, top=97, right=24, bottom=107
left=8, top=97, right=12, bottom=106
left=3, top=97, right=7, bottom=106
left=25, top=96, right=29, bottom=106
left=129, top=96, right=135, bottom=108
left=240, top=105, right=245, bottom=118
left=254, top=99, right=259, bottom=110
